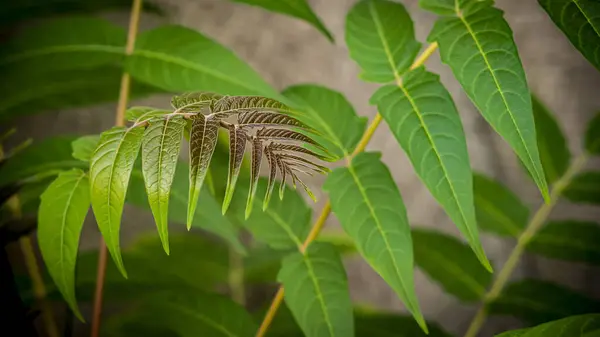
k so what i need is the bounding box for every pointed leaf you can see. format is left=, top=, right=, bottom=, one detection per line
left=539, top=0, right=600, bottom=71
left=90, top=126, right=144, bottom=277
left=127, top=25, right=283, bottom=99
left=563, top=171, right=600, bottom=205
left=264, top=149, right=278, bottom=210
left=345, top=0, right=421, bottom=83
left=245, top=137, right=263, bottom=219
left=372, top=67, right=490, bottom=270
left=422, top=0, right=549, bottom=200
left=355, top=312, right=453, bottom=337
left=532, top=95, right=570, bottom=184
left=238, top=111, right=310, bottom=130
left=495, top=314, right=600, bottom=337
left=488, top=279, right=600, bottom=325
left=269, top=143, right=334, bottom=162
left=171, top=91, right=223, bottom=110
left=278, top=242, right=354, bottom=337
left=474, top=173, right=529, bottom=237
left=412, top=229, right=493, bottom=302
left=38, top=169, right=90, bottom=321
left=187, top=114, right=219, bottom=229
left=585, top=112, right=600, bottom=154
left=71, top=135, right=100, bottom=162
left=231, top=0, right=333, bottom=41
left=323, top=152, right=426, bottom=331
left=213, top=95, right=294, bottom=115
left=282, top=85, right=367, bottom=159
left=125, top=107, right=170, bottom=123
left=256, top=127, right=321, bottom=147
left=223, top=124, right=247, bottom=214
left=527, top=221, right=600, bottom=265
left=141, top=116, right=187, bottom=254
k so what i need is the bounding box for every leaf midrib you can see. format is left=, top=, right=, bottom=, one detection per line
left=369, top=1, right=402, bottom=82
left=252, top=197, right=304, bottom=249
left=302, top=254, right=336, bottom=336
left=474, top=193, right=522, bottom=236
left=573, top=0, right=600, bottom=43
left=170, top=303, right=239, bottom=337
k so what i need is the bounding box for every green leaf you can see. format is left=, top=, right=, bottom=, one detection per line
left=585, top=112, right=600, bottom=154
left=323, top=151, right=426, bottom=331
left=282, top=85, right=366, bottom=159
left=345, top=0, right=421, bottom=83
left=127, top=25, right=282, bottom=99
left=231, top=0, right=333, bottom=42
left=422, top=0, right=549, bottom=201
left=90, top=126, right=144, bottom=277
left=0, top=136, right=86, bottom=187
left=223, top=124, right=248, bottom=214
left=355, top=312, right=453, bottom=337
left=531, top=95, right=570, bottom=184
left=16, top=177, right=55, bottom=215
left=125, top=107, right=170, bottom=123
left=278, top=242, right=354, bottom=337
left=372, top=67, right=490, bottom=271
left=141, top=116, right=187, bottom=254
left=563, top=171, right=600, bottom=205
left=527, top=221, right=600, bottom=265
left=245, top=137, right=263, bottom=219
left=473, top=173, right=529, bottom=237
left=538, top=0, right=600, bottom=71
left=495, top=314, right=600, bottom=337
left=71, top=135, right=100, bottom=162
left=412, top=229, right=492, bottom=302
left=37, top=169, right=89, bottom=321
left=489, top=279, right=600, bottom=325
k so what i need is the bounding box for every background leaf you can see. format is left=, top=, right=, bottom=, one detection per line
left=355, top=312, right=453, bottom=337
left=412, top=229, right=492, bottom=302
left=231, top=0, right=333, bottom=42
left=563, top=172, right=600, bottom=205
left=278, top=242, right=354, bottom=337
left=585, top=112, right=600, bottom=154
left=37, top=169, right=89, bottom=320
left=495, top=314, right=600, bottom=337
left=527, top=221, right=600, bottom=265
left=323, top=151, right=425, bottom=330
left=538, top=0, right=600, bottom=71
left=473, top=173, right=529, bottom=237
left=488, top=279, right=600, bottom=325
left=345, top=0, right=421, bottom=83
left=71, top=135, right=100, bottom=162
left=424, top=0, right=549, bottom=200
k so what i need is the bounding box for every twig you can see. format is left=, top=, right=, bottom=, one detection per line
left=463, top=153, right=589, bottom=337
left=255, top=42, right=439, bottom=337
left=90, top=0, right=143, bottom=336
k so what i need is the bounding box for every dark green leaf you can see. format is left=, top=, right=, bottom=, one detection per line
left=495, top=314, right=600, bottom=337
left=90, top=126, right=144, bottom=277
left=372, top=67, right=490, bottom=271
left=243, top=246, right=291, bottom=284
left=223, top=124, right=247, bottom=214
left=489, top=279, right=600, bottom=325
left=538, top=0, right=600, bottom=71
left=231, top=0, right=333, bottom=42
left=323, top=151, right=426, bottom=330
left=563, top=171, right=600, bottom=204
left=141, top=116, right=187, bottom=254
left=125, top=107, right=170, bottom=123
left=278, top=242, right=354, bottom=337
left=355, top=312, right=453, bottom=337
left=422, top=0, right=549, bottom=200
left=16, top=178, right=55, bottom=215
left=585, top=112, right=600, bottom=154
left=412, top=229, right=492, bottom=302
left=37, top=169, right=89, bottom=321
left=345, top=0, right=421, bottom=83
left=0, top=136, right=86, bottom=187
left=473, top=173, right=529, bottom=237
left=527, top=221, right=600, bottom=265
left=532, top=95, right=570, bottom=184
left=71, top=135, right=100, bottom=162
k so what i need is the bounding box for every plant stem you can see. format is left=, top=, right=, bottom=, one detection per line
left=90, top=1, right=142, bottom=336
left=463, top=153, right=589, bottom=337
left=255, top=42, right=439, bottom=337
left=229, top=245, right=246, bottom=306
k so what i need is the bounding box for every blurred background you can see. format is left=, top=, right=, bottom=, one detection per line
left=3, top=0, right=600, bottom=336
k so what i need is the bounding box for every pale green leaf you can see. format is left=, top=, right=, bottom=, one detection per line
left=372, top=67, right=490, bottom=271
left=585, top=112, right=600, bottom=154
left=71, top=135, right=100, bottom=162
left=412, top=229, right=492, bottom=302
left=282, top=85, right=366, bottom=159
left=345, top=0, right=421, bottom=83
left=422, top=0, right=549, bottom=200
left=231, top=0, right=333, bottom=41
left=187, top=114, right=219, bottom=229
left=125, top=107, right=170, bottom=123
left=527, top=221, right=600, bottom=265
left=563, top=171, right=600, bottom=204
left=0, top=136, right=86, bottom=187
left=90, top=126, right=144, bottom=277
left=488, top=279, right=600, bottom=325
left=539, top=0, right=600, bottom=71
left=495, top=314, right=600, bottom=337
left=323, top=151, right=426, bottom=331
left=278, top=242, right=354, bottom=337
left=473, top=173, right=529, bottom=237
left=223, top=124, right=247, bottom=214
left=37, top=169, right=89, bottom=321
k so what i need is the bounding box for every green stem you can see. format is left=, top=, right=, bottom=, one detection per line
left=463, top=153, right=589, bottom=337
